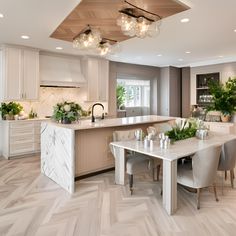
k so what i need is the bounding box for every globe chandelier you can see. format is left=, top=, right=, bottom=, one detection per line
left=117, top=0, right=162, bottom=38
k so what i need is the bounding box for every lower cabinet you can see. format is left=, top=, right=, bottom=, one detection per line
left=204, top=122, right=236, bottom=134
left=1, top=119, right=43, bottom=159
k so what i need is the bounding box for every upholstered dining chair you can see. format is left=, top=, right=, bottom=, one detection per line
left=112, top=129, right=161, bottom=194
left=218, top=139, right=236, bottom=189
left=153, top=122, right=172, bottom=133
left=177, top=145, right=222, bottom=209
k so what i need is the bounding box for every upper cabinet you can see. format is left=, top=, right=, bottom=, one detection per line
left=40, top=53, right=86, bottom=87
left=83, top=57, right=109, bottom=102
left=0, top=46, right=39, bottom=102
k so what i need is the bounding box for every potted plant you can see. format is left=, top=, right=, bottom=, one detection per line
left=207, top=77, right=236, bottom=122
left=52, top=101, right=83, bottom=124
left=0, top=102, right=23, bottom=120
left=116, top=84, right=126, bottom=110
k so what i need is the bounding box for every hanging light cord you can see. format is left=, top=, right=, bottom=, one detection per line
left=124, top=0, right=162, bottom=20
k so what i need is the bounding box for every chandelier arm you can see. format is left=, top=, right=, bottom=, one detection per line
left=119, top=9, right=154, bottom=22
left=73, top=24, right=91, bottom=40
left=102, top=38, right=117, bottom=43
left=124, top=0, right=162, bottom=20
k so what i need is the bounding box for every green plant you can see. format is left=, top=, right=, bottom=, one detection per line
left=165, top=118, right=199, bottom=141
left=116, top=84, right=126, bottom=109
left=0, top=102, right=23, bottom=119
left=207, top=77, right=236, bottom=116
left=52, top=101, right=83, bottom=123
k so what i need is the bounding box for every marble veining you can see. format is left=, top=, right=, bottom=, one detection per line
left=41, top=122, right=75, bottom=193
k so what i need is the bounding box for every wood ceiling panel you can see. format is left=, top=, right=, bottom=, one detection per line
left=51, top=0, right=190, bottom=43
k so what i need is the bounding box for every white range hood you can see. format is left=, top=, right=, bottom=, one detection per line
left=39, top=52, right=86, bottom=88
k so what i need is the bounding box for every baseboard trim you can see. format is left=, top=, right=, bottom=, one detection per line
left=75, top=167, right=115, bottom=181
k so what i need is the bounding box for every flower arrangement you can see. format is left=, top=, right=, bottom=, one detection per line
left=0, top=102, right=23, bottom=120
left=165, top=118, right=201, bottom=141
left=52, top=101, right=83, bottom=124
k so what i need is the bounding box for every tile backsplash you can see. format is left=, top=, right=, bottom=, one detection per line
left=18, top=87, right=108, bottom=118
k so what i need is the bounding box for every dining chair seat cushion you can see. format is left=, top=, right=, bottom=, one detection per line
left=177, top=162, right=194, bottom=188
left=126, top=154, right=153, bottom=175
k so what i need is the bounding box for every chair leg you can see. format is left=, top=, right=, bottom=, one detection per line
left=221, top=171, right=224, bottom=195
left=129, top=174, right=133, bottom=195
left=213, top=183, right=219, bottom=202
left=225, top=171, right=227, bottom=180
left=230, top=170, right=234, bottom=188
left=156, top=164, right=160, bottom=181
left=197, top=188, right=201, bottom=210
left=152, top=164, right=161, bottom=181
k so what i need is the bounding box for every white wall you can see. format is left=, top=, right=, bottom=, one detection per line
left=190, top=62, right=236, bottom=105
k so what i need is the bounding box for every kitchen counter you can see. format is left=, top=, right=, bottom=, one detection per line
left=1, top=117, right=49, bottom=122
left=44, top=115, right=174, bottom=130
left=41, top=115, right=175, bottom=193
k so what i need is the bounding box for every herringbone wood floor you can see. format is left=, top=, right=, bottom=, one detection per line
left=0, top=156, right=236, bottom=236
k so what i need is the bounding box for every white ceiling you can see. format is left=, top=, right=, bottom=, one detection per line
left=0, top=0, right=236, bottom=68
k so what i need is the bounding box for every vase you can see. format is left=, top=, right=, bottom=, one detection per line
left=5, top=114, right=14, bottom=120
left=221, top=114, right=231, bottom=122
left=61, top=118, right=71, bottom=124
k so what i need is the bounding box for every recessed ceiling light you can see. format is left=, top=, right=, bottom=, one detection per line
left=218, top=55, right=224, bottom=58
left=21, top=35, right=30, bottom=39
left=185, top=51, right=191, bottom=54
left=157, top=54, right=162, bottom=57
left=234, top=29, right=236, bottom=32
left=0, top=13, right=4, bottom=18
left=56, top=47, right=63, bottom=50
left=181, top=18, right=190, bottom=23
left=178, top=58, right=183, bottom=61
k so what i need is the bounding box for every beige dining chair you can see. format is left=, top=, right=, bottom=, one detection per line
left=153, top=122, right=172, bottom=133
left=218, top=139, right=236, bottom=189
left=177, top=145, right=222, bottom=209
left=113, top=129, right=161, bottom=194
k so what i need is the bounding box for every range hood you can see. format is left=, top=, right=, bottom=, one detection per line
left=40, top=52, right=86, bottom=88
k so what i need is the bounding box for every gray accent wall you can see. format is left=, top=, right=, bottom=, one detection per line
left=108, top=61, right=160, bottom=117
left=182, top=67, right=191, bottom=118
left=159, top=66, right=181, bottom=117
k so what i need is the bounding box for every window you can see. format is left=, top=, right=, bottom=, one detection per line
left=117, top=78, right=150, bottom=108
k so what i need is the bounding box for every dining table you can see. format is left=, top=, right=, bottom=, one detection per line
left=110, top=132, right=236, bottom=215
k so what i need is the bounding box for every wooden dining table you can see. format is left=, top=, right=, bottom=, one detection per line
left=110, top=132, right=236, bottom=215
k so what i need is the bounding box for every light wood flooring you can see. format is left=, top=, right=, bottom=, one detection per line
left=0, top=156, right=236, bottom=236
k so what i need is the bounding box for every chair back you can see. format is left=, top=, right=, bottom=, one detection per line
left=192, top=145, right=221, bottom=188
left=153, top=123, right=172, bottom=133
left=113, top=128, right=142, bottom=141
left=218, top=139, right=236, bottom=171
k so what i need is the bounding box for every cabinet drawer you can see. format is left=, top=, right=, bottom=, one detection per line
left=10, top=142, right=35, bottom=155
left=10, top=134, right=34, bottom=143
left=10, top=122, right=34, bottom=136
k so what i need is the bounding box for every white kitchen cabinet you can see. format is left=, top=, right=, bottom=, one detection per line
left=83, top=57, right=109, bottom=102
left=1, top=119, right=44, bottom=159
left=0, top=46, right=39, bottom=101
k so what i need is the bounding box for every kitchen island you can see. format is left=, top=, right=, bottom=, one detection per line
left=41, top=115, right=175, bottom=193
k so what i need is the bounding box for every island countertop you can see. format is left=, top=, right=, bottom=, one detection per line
left=42, top=115, right=175, bottom=130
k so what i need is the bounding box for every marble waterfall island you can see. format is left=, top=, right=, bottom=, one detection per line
left=41, top=115, right=174, bottom=193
